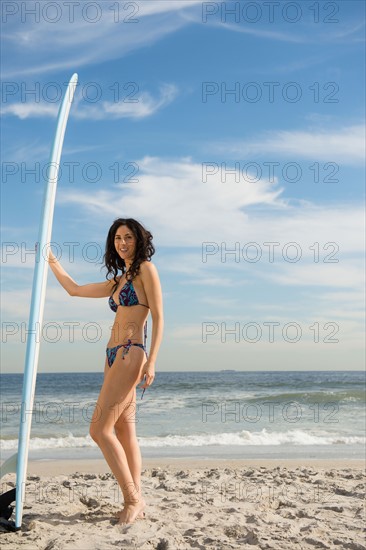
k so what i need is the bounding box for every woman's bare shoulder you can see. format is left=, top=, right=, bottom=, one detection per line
left=140, top=260, right=159, bottom=279
left=139, top=260, right=158, bottom=273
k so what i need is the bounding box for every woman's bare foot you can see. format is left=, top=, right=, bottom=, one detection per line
left=117, top=497, right=146, bottom=525
left=114, top=509, right=145, bottom=520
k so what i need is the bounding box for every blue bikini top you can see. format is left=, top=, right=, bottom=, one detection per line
left=108, top=278, right=150, bottom=312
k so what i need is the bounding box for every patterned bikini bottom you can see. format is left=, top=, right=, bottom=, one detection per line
left=106, top=339, right=148, bottom=400
left=106, top=339, right=148, bottom=368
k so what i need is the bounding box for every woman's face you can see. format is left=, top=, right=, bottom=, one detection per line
left=114, top=225, right=136, bottom=263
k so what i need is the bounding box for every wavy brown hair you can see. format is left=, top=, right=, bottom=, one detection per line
left=103, top=218, right=155, bottom=292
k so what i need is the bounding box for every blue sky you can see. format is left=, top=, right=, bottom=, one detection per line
left=1, top=1, right=365, bottom=373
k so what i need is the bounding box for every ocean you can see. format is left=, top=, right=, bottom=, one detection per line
left=1, top=370, right=365, bottom=462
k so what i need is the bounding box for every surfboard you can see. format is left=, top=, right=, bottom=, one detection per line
left=3, top=73, right=78, bottom=531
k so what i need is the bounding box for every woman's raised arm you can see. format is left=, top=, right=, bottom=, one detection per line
left=47, top=247, right=118, bottom=298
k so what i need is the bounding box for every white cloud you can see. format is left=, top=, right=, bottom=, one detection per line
left=56, top=155, right=286, bottom=244
left=75, top=83, right=178, bottom=120
left=1, top=84, right=178, bottom=120
left=52, top=156, right=365, bottom=305
left=55, top=154, right=363, bottom=246
left=1, top=102, right=58, bottom=119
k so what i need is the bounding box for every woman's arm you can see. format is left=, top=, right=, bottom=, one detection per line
left=47, top=247, right=117, bottom=298
left=140, top=261, right=164, bottom=364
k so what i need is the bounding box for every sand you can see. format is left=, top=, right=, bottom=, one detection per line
left=0, top=458, right=365, bottom=549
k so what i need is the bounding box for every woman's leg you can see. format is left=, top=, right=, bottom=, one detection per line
left=114, top=386, right=142, bottom=500
left=89, top=346, right=146, bottom=521
left=102, top=357, right=144, bottom=520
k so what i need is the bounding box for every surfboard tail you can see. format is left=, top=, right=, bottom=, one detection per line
left=0, top=453, right=17, bottom=479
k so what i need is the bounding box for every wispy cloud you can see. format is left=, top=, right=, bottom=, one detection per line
left=259, top=260, right=365, bottom=289
left=2, top=0, right=364, bottom=80
left=214, top=124, right=365, bottom=165
left=182, top=10, right=365, bottom=44
left=260, top=54, right=332, bottom=74
left=2, top=1, right=203, bottom=78
left=201, top=20, right=310, bottom=44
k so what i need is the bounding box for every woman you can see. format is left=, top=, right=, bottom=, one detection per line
left=47, top=218, right=164, bottom=525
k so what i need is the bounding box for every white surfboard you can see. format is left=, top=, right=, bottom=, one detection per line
left=9, top=73, right=78, bottom=530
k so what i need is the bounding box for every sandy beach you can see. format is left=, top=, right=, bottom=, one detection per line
left=1, top=458, right=365, bottom=549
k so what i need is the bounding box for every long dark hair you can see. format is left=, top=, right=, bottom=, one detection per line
left=103, top=218, right=155, bottom=292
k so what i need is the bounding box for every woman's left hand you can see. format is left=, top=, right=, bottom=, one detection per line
left=139, top=360, right=155, bottom=392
